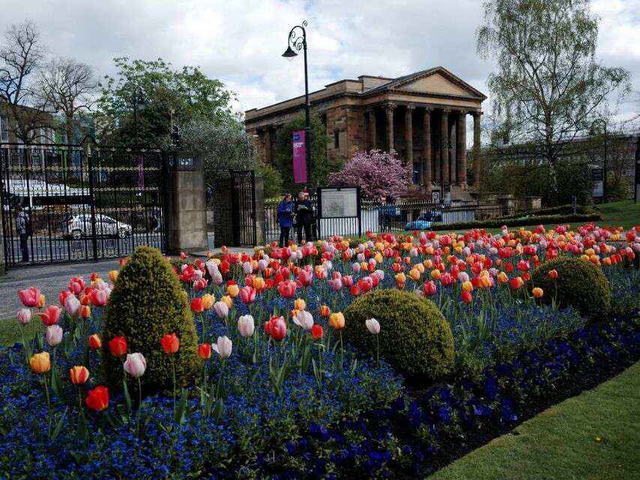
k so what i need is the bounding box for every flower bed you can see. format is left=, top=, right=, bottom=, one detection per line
left=1, top=223, right=639, bottom=478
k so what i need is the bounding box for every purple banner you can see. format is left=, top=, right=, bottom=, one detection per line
left=292, top=130, right=307, bottom=184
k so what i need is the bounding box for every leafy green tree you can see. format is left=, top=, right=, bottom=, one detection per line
left=477, top=0, right=631, bottom=203
left=178, top=116, right=255, bottom=189
left=256, top=160, right=283, bottom=199
left=96, top=57, right=234, bottom=146
left=273, top=115, right=341, bottom=193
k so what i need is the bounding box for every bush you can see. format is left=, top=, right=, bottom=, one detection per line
left=102, top=246, right=201, bottom=393
left=429, top=213, right=602, bottom=231
left=530, top=256, right=612, bottom=318
left=343, top=289, right=454, bottom=379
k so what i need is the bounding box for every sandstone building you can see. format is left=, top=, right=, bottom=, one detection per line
left=245, top=66, right=486, bottom=200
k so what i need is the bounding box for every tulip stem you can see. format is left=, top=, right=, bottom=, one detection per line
left=172, top=358, right=177, bottom=416
left=137, top=376, right=142, bottom=436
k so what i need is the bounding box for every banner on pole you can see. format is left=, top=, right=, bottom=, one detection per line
left=292, top=130, right=307, bottom=184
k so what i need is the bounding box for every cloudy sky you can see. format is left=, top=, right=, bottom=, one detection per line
left=2, top=0, right=639, bottom=125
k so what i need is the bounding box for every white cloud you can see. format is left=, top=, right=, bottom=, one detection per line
left=0, top=0, right=637, bottom=124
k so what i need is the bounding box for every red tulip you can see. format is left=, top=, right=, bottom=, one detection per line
left=68, top=277, right=86, bottom=295
left=277, top=280, right=297, bottom=298
left=312, top=324, right=323, bottom=340
left=191, top=297, right=204, bottom=313
left=198, top=343, right=212, bottom=359
left=108, top=336, right=128, bottom=357
left=423, top=280, right=437, bottom=296
left=85, top=386, right=109, bottom=411
left=264, top=315, right=287, bottom=340
left=161, top=333, right=180, bottom=354
left=37, top=305, right=62, bottom=326
left=88, top=334, right=102, bottom=350
left=461, top=290, right=472, bottom=304
left=547, top=269, right=559, bottom=279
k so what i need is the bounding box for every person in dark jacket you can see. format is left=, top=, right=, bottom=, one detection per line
left=15, top=205, right=30, bottom=262
left=295, top=190, right=313, bottom=244
left=277, top=194, right=295, bottom=247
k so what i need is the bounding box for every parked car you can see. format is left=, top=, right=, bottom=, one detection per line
left=64, top=214, right=132, bottom=239
left=404, top=211, right=444, bottom=231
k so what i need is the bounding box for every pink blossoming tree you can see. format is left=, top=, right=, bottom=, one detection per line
left=329, top=150, right=412, bottom=200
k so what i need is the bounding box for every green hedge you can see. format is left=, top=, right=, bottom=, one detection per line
left=102, top=246, right=201, bottom=393
left=343, top=289, right=454, bottom=380
left=529, top=256, right=612, bottom=319
left=429, top=213, right=602, bottom=231
left=497, top=204, right=596, bottom=220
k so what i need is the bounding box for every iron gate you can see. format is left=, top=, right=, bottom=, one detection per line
left=230, top=170, right=256, bottom=247
left=0, top=143, right=167, bottom=267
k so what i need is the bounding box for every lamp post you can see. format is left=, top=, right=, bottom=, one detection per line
left=282, top=20, right=311, bottom=185
left=592, top=119, right=608, bottom=202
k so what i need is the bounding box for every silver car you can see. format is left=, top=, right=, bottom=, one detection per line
left=65, top=214, right=132, bottom=240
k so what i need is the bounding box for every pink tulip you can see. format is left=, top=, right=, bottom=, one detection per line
left=212, top=336, right=233, bottom=359
left=123, top=353, right=147, bottom=378
left=16, top=308, right=32, bottom=325
left=293, top=310, right=314, bottom=331
left=238, top=315, right=255, bottom=337
left=366, top=318, right=381, bottom=335
left=242, top=261, right=253, bottom=275
left=64, top=295, right=81, bottom=317
left=37, top=305, right=62, bottom=326
left=45, top=325, right=63, bottom=346
left=18, top=287, right=41, bottom=308
left=214, top=301, right=229, bottom=318
left=239, top=286, right=256, bottom=304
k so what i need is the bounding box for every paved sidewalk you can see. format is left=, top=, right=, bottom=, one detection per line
left=0, top=260, right=120, bottom=319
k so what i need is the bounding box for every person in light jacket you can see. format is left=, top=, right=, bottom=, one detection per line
left=277, top=194, right=295, bottom=247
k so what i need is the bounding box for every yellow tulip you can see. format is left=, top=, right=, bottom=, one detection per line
left=462, top=281, right=473, bottom=292
left=497, top=272, right=509, bottom=283
left=201, top=293, right=215, bottom=310
left=30, top=352, right=51, bottom=374
left=395, top=272, right=407, bottom=284
left=431, top=269, right=441, bottom=280
left=329, top=312, right=345, bottom=330
left=227, top=284, right=240, bottom=298
left=108, top=270, right=119, bottom=283
left=408, top=269, right=421, bottom=281
left=294, top=298, right=306, bottom=311
left=221, top=295, right=233, bottom=309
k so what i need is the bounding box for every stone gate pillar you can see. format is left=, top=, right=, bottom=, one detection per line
left=165, top=153, right=208, bottom=254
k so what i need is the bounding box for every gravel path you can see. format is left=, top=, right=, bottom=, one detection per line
left=0, top=260, right=120, bottom=319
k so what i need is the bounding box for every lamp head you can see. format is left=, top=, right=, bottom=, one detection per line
left=282, top=46, right=298, bottom=58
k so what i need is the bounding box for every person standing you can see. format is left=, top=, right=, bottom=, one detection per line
left=277, top=194, right=294, bottom=247
left=295, top=190, right=313, bottom=244
left=15, top=206, right=30, bottom=263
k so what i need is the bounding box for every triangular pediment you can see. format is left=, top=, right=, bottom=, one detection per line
left=391, top=68, right=486, bottom=99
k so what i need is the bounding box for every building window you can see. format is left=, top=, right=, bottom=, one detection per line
left=0, top=115, right=8, bottom=143
left=334, top=129, right=340, bottom=149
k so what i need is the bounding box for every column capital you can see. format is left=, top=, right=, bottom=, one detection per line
left=405, top=103, right=416, bottom=111
left=385, top=102, right=397, bottom=111
left=442, top=108, right=451, bottom=115
left=456, top=108, right=469, bottom=116
left=471, top=110, right=483, bottom=118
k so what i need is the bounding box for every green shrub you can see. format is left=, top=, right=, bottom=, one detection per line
left=430, top=213, right=601, bottom=232
left=530, top=256, right=612, bottom=319
left=102, top=246, right=201, bottom=393
left=343, top=289, right=454, bottom=379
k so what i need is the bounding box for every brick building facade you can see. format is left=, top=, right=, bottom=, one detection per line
left=245, top=67, right=486, bottom=201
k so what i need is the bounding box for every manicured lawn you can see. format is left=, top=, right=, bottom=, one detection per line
left=0, top=318, right=44, bottom=346
left=430, top=361, right=640, bottom=480
left=596, top=200, right=640, bottom=230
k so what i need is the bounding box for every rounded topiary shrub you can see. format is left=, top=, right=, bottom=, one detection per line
left=530, top=256, right=611, bottom=318
left=102, top=246, right=201, bottom=393
left=343, top=289, right=454, bottom=379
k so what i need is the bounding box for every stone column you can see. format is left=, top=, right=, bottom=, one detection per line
left=369, top=108, right=377, bottom=150
left=405, top=105, right=414, bottom=165
left=422, top=107, right=432, bottom=186
left=264, top=128, right=272, bottom=164
left=166, top=153, right=208, bottom=254
left=450, top=121, right=457, bottom=185
left=385, top=103, right=396, bottom=151
left=472, top=111, right=482, bottom=188
left=456, top=111, right=467, bottom=186
left=441, top=109, right=450, bottom=185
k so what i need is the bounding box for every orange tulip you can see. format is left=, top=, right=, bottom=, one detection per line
left=88, top=334, right=102, bottom=350
left=70, top=366, right=90, bottom=385
left=319, top=305, right=331, bottom=317
left=201, top=293, right=215, bottom=310
left=29, top=352, right=50, bottom=374
left=227, top=284, right=240, bottom=298
left=532, top=287, right=544, bottom=299
left=197, top=343, right=212, bottom=359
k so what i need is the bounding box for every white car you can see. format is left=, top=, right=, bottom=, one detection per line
left=65, top=214, right=132, bottom=240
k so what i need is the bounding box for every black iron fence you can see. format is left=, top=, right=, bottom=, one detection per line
left=263, top=195, right=493, bottom=244
left=0, top=143, right=167, bottom=267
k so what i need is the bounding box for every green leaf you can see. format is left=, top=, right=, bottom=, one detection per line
left=50, top=408, right=68, bottom=441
